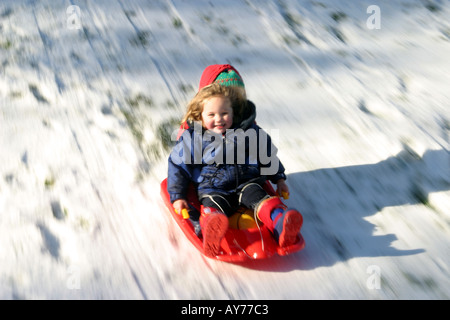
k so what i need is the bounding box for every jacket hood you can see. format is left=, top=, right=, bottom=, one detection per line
left=234, top=100, right=256, bottom=130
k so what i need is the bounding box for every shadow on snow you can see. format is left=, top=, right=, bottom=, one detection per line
left=237, top=148, right=449, bottom=271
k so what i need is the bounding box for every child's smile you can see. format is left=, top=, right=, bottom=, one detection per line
left=201, top=96, right=233, bottom=134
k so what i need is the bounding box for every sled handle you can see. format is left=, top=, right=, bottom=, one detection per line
left=175, top=208, right=190, bottom=219
left=281, top=191, right=289, bottom=200
left=181, top=208, right=190, bottom=219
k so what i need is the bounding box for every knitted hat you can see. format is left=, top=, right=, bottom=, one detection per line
left=198, top=64, right=245, bottom=91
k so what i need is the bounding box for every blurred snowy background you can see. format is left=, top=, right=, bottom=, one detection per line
left=0, top=0, right=449, bottom=299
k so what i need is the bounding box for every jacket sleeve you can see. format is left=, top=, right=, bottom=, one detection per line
left=167, top=135, right=194, bottom=203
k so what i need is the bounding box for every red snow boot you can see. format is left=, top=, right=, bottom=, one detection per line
left=256, top=197, right=303, bottom=247
left=200, top=207, right=228, bottom=257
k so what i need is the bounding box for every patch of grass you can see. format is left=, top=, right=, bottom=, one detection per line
left=78, top=217, right=90, bottom=230
left=284, top=12, right=302, bottom=28
left=121, top=109, right=144, bottom=144
left=402, top=271, right=437, bottom=289
left=0, top=39, right=12, bottom=50
left=156, top=117, right=180, bottom=152
left=178, top=83, right=194, bottom=94
left=329, top=26, right=346, bottom=43
left=125, top=93, right=154, bottom=108
left=231, top=35, right=245, bottom=47
left=411, top=183, right=430, bottom=207
left=44, top=176, right=55, bottom=189
left=140, top=117, right=180, bottom=163
left=145, top=142, right=161, bottom=161
left=282, top=35, right=300, bottom=46
left=215, top=25, right=230, bottom=36
left=424, top=1, right=441, bottom=12
left=201, top=14, right=212, bottom=23
left=130, top=30, right=150, bottom=47
left=172, top=17, right=183, bottom=29
left=165, top=99, right=177, bottom=109
left=311, top=1, right=327, bottom=8
left=9, top=91, right=23, bottom=99
left=331, top=11, right=347, bottom=23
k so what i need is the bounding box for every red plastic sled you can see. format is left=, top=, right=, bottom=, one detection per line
left=160, top=178, right=305, bottom=263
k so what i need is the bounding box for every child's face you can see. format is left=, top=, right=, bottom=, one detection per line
left=201, top=96, right=233, bottom=134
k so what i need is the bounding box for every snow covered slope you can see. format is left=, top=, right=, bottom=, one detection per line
left=0, top=0, right=449, bottom=299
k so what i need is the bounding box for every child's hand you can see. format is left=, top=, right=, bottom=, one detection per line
left=276, top=179, right=290, bottom=199
left=173, top=199, right=190, bottom=218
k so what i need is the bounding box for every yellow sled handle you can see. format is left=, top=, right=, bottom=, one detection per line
left=181, top=208, right=190, bottom=219
left=281, top=190, right=289, bottom=200
left=175, top=208, right=190, bottom=219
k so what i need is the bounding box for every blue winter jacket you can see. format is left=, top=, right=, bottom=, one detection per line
left=167, top=101, right=286, bottom=203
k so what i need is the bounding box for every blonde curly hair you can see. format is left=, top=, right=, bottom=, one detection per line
left=182, top=83, right=246, bottom=128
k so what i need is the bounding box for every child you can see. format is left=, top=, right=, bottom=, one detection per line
left=167, top=66, right=303, bottom=257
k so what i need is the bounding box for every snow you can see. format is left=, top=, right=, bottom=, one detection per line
left=1, top=0, right=449, bottom=300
